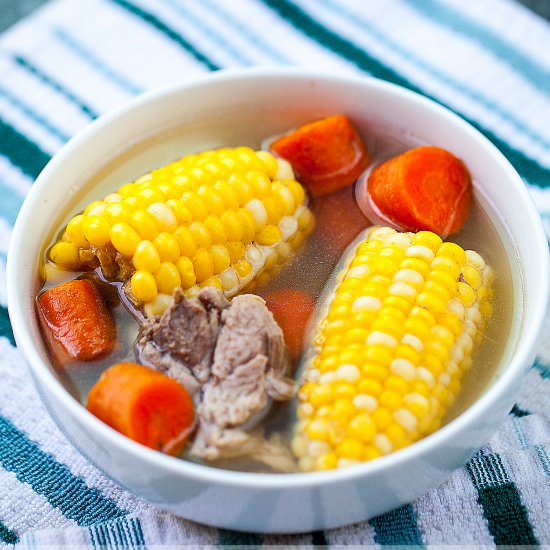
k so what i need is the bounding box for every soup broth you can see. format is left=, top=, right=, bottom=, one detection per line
left=38, top=115, right=514, bottom=473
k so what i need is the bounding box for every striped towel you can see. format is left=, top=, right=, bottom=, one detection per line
left=0, top=0, right=549, bottom=547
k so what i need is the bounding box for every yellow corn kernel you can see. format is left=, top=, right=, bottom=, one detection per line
left=226, top=241, right=246, bottom=262
left=110, top=223, right=141, bottom=257
left=457, top=282, right=476, bottom=307
left=229, top=174, right=254, bottom=206
left=197, top=186, right=225, bottom=216
left=219, top=211, right=241, bottom=242
left=200, top=276, right=223, bottom=290
left=337, top=439, right=364, bottom=460
left=136, top=187, right=164, bottom=205
left=431, top=257, right=461, bottom=280
left=246, top=171, right=270, bottom=195
left=306, top=419, right=331, bottom=441
left=193, top=249, right=214, bottom=283
left=146, top=202, right=177, bottom=232
left=181, top=192, right=208, bottom=221
left=286, top=178, right=306, bottom=206
left=131, top=271, right=158, bottom=303
left=154, top=262, right=181, bottom=295
left=49, top=241, right=81, bottom=269
left=429, top=269, right=457, bottom=295
left=82, top=216, right=110, bottom=247
left=204, top=215, right=227, bottom=244
left=412, top=230, right=442, bottom=252
left=189, top=221, right=212, bottom=249
left=317, top=453, right=338, bottom=470
left=214, top=181, right=239, bottom=210
left=437, top=242, right=466, bottom=265
left=133, top=240, right=161, bottom=272
left=262, top=195, right=283, bottom=225
left=256, top=224, right=282, bottom=246
left=66, top=215, right=88, bottom=247
left=234, top=259, right=252, bottom=278
left=153, top=232, right=180, bottom=263
left=176, top=256, right=196, bottom=289
left=347, top=414, right=376, bottom=442
left=238, top=209, right=256, bottom=243
left=210, top=244, right=231, bottom=274
left=461, top=265, right=482, bottom=289
left=256, top=150, right=278, bottom=179
left=417, top=291, right=446, bottom=314
left=84, top=200, right=105, bottom=216
left=174, top=226, right=198, bottom=258
left=128, top=210, right=159, bottom=241
left=311, top=384, right=336, bottom=407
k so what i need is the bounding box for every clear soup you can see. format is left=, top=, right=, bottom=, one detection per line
left=38, top=113, right=514, bottom=473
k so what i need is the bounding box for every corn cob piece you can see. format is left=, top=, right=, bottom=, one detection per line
left=292, top=226, right=493, bottom=472
left=47, top=147, right=314, bottom=316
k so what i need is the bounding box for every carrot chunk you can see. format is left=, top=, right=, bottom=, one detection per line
left=263, top=289, right=315, bottom=360
left=366, top=146, right=472, bottom=235
left=87, top=362, right=195, bottom=455
left=271, top=114, right=369, bottom=197
left=37, top=279, right=116, bottom=362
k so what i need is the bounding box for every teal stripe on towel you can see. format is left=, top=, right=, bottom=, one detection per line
left=219, top=530, right=262, bottom=547
left=89, top=516, right=146, bottom=548
left=466, top=451, right=538, bottom=546
left=161, top=0, right=253, bottom=66
left=111, top=0, right=220, bottom=71
left=533, top=358, right=550, bottom=379
left=311, top=530, right=328, bottom=546
left=510, top=404, right=531, bottom=418
left=0, top=305, right=15, bottom=346
left=201, top=0, right=291, bottom=64
left=0, top=85, right=70, bottom=142
left=0, top=117, right=51, bottom=179
left=53, top=28, right=142, bottom=96
left=402, top=0, right=550, bottom=96
left=12, top=54, right=98, bottom=119
left=0, top=520, right=18, bottom=544
left=370, top=504, right=424, bottom=547
left=260, top=0, right=550, bottom=188
left=0, top=415, right=125, bottom=525
left=318, top=0, right=550, bottom=151
left=0, top=181, right=25, bottom=224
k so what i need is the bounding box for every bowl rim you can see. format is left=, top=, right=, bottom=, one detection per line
left=7, top=67, right=549, bottom=490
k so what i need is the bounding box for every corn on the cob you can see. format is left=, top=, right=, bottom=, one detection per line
left=47, top=147, right=314, bottom=316
left=292, top=226, right=493, bottom=472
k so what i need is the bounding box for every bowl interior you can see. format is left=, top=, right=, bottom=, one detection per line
left=10, top=71, right=543, bottom=481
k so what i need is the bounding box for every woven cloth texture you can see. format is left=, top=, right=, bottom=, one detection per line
left=0, top=0, right=549, bottom=547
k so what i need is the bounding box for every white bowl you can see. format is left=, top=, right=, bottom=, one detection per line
left=7, top=68, right=549, bottom=533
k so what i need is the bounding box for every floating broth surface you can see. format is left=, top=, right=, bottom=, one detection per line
left=39, top=116, right=514, bottom=472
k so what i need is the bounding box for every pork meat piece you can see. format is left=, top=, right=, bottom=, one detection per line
left=136, top=287, right=227, bottom=393
left=191, top=294, right=296, bottom=461
left=135, top=288, right=297, bottom=463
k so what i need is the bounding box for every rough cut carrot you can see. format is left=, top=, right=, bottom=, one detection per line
left=312, top=186, right=369, bottom=257
left=366, top=146, right=472, bottom=235
left=37, top=279, right=116, bottom=363
left=263, top=289, right=315, bottom=360
left=271, top=114, right=369, bottom=197
left=87, top=362, right=195, bottom=455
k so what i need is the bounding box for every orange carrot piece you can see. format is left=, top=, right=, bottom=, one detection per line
left=37, top=279, right=116, bottom=362
left=312, top=186, right=369, bottom=257
left=87, top=362, right=195, bottom=455
left=271, top=114, right=369, bottom=197
left=366, top=146, right=472, bottom=235
left=263, top=289, right=315, bottom=360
